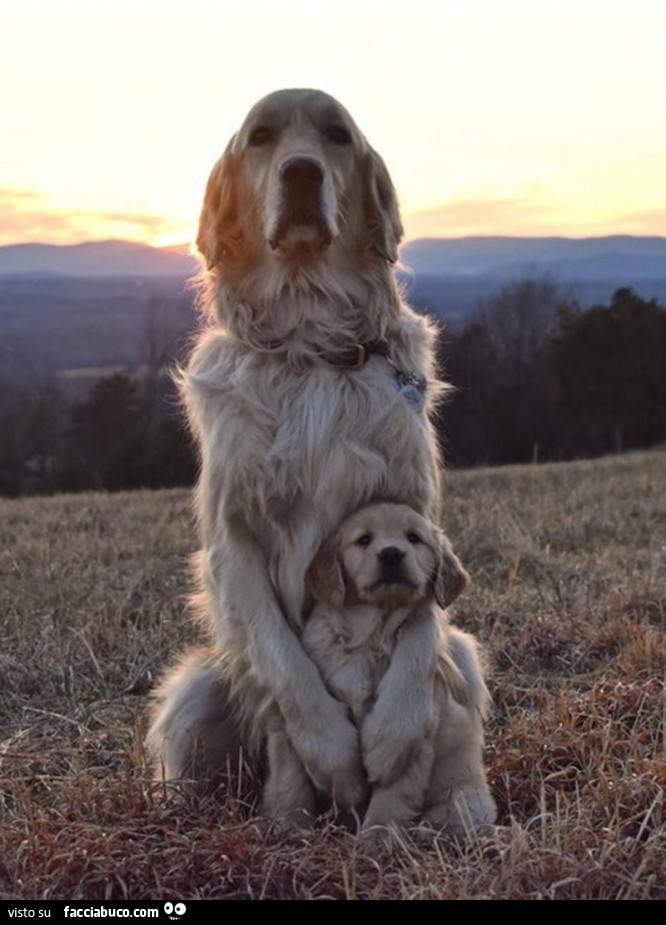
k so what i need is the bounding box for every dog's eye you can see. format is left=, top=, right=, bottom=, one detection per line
left=249, top=126, right=275, bottom=146
left=407, top=532, right=422, bottom=545
left=356, top=533, right=373, bottom=547
left=325, top=125, right=352, bottom=146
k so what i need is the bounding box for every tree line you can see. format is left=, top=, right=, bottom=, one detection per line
left=439, top=280, right=666, bottom=466
left=0, top=280, right=664, bottom=495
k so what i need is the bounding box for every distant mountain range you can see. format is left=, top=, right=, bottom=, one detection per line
left=1, top=235, right=665, bottom=282
left=398, top=235, right=666, bottom=322
left=400, top=235, right=666, bottom=281
left=1, top=236, right=664, bottom=376
left=0, top=240, right=198, bottom=278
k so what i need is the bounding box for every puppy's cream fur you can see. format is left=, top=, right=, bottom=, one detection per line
left=262, top=503, right=497, bottom=835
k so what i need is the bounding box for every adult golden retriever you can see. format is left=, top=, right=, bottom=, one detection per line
left=263, top=502, right=496, bottom=835
left=149, top=89, right=459, bottom=811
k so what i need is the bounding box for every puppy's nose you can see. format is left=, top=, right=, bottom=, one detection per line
left=378, top=546, right=406, bottom=568
left=280, top=155, right=324, bottom=187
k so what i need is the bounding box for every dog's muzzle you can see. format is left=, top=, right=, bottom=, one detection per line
left=370, top=547, right=417, bottom=591
left=269, top=155, right=334, bottom=256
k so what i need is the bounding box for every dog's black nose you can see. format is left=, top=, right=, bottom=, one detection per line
left=280, top=156, right=324, bottom=187
left=378, top=546, right=406, bottom=568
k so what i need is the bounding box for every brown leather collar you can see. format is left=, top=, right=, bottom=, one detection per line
left=316, top=339, right=390, bottom=370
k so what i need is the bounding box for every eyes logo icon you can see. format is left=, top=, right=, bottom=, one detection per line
left=164, top=903, right=186, bottom=919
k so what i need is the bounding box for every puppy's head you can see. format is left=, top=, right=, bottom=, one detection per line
left=306, top=503, right=469, bottom=612
left=196, top=88, right=402, bottom=276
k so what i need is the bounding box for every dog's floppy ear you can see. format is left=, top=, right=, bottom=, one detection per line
left=363, top=145, right=403, bottom=263
left=432, top=530, right=470, bottom=609
left=305, top=535, right=345, bottom=609
left=196, top=136, right=240, bottom=269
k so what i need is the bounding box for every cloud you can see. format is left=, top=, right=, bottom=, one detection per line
left=0, top=188, right=45, bottom=204
left=404, top=197, right=559, bottom=240
left=0, top=187, right=185, bottom=246
left=405, top=197, right=666, bottom=240
left=614, top=208, right=666, bottom=237
left=99, top=211, right=175, bottom=231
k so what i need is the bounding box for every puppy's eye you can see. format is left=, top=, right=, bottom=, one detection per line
left=325, top=124, right=352, bottom=145
left=249, top=126, right=275, bottom=146
left=356, top=533, right=373, bottom=547
left=407, top=532, right=422, bottom=545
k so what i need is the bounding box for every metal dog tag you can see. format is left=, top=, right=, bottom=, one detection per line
left=396, top=371, right=426, bottom=413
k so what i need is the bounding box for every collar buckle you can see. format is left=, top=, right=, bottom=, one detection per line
left=353, top=343, right=367, bottom=369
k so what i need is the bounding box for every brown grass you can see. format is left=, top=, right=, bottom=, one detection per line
left=1, top=450, right=664, bottom=899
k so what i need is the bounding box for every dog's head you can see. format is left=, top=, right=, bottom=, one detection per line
left=196, top=88, right=403, bottom=277
left=306, top=502, right=469, bottom=612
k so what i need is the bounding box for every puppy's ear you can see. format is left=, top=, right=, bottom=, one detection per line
left=363, top=145, right=403, bottom=263
left=305, top=535, right=345, bottom=609
left=196, top=136, right=240, bottom=269
left=432, top=531, right=470, bottom=609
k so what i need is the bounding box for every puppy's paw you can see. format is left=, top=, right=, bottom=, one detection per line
left=265, top=807, right=315, bottom=833
left=362, top=699, right=433, bottom=788
left=424, top=786, right=497, bottom=839
left=358, top=823, right=398, bottom=857
left=288, top=696, right=367, bottom=808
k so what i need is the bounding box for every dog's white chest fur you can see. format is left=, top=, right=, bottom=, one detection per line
left=260, top=358, right=431, bottom=523
left=187, top=323, right=440, bottom=625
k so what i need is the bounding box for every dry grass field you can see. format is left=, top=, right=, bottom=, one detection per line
left=1, top=450, right=664, bottom=900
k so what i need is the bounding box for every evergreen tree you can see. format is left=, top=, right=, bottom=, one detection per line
left=549, top=288, right=666, bottom=451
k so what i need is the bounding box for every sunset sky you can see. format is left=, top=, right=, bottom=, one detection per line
left=2, top=0, right=665, bottom=247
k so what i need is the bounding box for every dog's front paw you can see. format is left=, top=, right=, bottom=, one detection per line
left=288, top=696, right=367, bottom=808
left=424, top=786, right=498, bottom=839
left=358, top=823, right=400, bottom=857
left=362, top=697, right=433, bottom=788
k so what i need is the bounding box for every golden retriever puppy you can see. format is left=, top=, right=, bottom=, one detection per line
left=148, top=89, right=449, bottom=805
left=262, top=502, right=497, bottom=837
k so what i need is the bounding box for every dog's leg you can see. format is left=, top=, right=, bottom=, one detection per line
left=361, top=605, right=438, bottom=788
left=206, top=520, right=367, bottom=808
left=184, top=335, right=367, bottom=807
left=147, top=648, right=244, bottom=789
left=262, top=724, right=316, bottom=830
left=422, top=733, right=497, bottom=838
left=361, top=736, right=434, bottom=841
left=423, top=630, right=496, bottom=837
